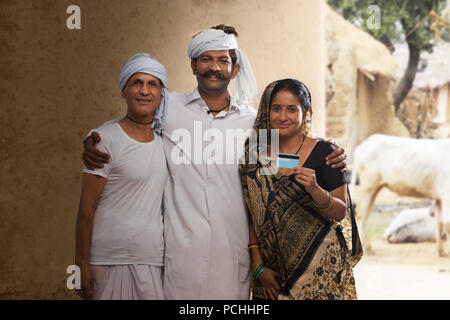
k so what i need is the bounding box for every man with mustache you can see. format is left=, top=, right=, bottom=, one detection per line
left=83, top=25, right=348, bottom=299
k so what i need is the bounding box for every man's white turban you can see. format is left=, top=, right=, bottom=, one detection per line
left=119, top=53, right=168, bottom=134
left=188, top=29, right=258, bottom=106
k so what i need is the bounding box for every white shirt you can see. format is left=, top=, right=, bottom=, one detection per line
left=162, top=89, right=257, bottom=299
left=83, top=121, right=168, bottom=266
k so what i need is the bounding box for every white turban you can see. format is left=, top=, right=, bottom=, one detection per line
left=188, top=29, right=258, bottom=106
left=119, top=53, right=168, bottom=134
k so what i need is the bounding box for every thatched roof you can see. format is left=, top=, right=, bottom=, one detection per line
left=325, top=5, right=398, bottom=78
left=393, top=42, right=450, bottom=89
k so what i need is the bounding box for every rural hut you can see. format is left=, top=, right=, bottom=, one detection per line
left=325, top=5, right=409, bottom=154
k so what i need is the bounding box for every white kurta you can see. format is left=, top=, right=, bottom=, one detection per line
left=162, top=89, right=256, bottom=299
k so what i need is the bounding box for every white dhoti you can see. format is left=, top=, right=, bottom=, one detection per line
left=90, top=264, right=165, bottom=300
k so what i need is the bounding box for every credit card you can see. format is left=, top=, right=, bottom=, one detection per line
left=277, top=153, right=300, bottom=168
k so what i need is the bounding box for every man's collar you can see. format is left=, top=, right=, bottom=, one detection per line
left=186, top=87, right=202, bottom=104
left=187, top=87, right=242, bottom=111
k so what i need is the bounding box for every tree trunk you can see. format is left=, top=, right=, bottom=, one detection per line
left=393, top=24, right=421, bottom=114
left=380, top=34, right=395, bottom=53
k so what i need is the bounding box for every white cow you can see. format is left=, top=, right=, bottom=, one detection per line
left=351, top=134, right=450, bottom=256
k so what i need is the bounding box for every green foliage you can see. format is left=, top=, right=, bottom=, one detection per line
left=327, top=0, right=449, bottom=51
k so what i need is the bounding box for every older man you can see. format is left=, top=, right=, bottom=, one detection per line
left=76, top=53, right=168, bottom=300
left=83, top=25, right=347, bottom=299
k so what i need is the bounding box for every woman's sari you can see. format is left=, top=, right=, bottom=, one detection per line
left=239, top=80, right=363, bottom=299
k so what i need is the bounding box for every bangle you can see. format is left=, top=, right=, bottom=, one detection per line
left=252, top=263, right=266, bottom=277
left=312, top=190, right=332, bottom=209
left=254, top=265, right=267, bottom=280
left=252, top=262, right=263, bottom=275
left=248, top=245, right=259, bottom=249
left=320, top=196, right=335, bottom=211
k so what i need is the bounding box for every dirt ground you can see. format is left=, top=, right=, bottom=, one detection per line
left=353, top=240, right=450, bottom=300
left=351, top=188, right=450, bottom=300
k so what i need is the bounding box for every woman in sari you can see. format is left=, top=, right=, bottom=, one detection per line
left=239, top=79, right=362, bottom=300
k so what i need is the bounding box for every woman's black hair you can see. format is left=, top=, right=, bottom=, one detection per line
left=269, top=78, right=312, bottom=113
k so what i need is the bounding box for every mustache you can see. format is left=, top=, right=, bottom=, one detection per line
left=200, top=70, right=226, bottom=80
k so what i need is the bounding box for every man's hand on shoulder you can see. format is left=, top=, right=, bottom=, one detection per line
left=325, top=138, right=347, bottom=173
left=82, top=131, right=109, bottom=170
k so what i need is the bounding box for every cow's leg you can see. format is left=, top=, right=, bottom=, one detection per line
left=357, top=184, right=384, bottom=254
left=434, top=200, right=446, bottom=257
left=438, top=199, right=450, bottom=257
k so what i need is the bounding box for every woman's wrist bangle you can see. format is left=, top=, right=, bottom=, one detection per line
left=252, top=263, right=266, bottom=278
left=320, top=196, right=335, bottom=211
left=254, top=265, right=267, bottom=280
left=312, top=190, right=332, bottom=209
left=248, top=243, right=260, bottom=249
left=252, top=262, right=263, bottom=275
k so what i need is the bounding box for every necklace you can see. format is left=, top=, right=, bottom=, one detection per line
left=126, top=114, right=151, bottom=125
left=207, top=99, right=231, bottom=114
left=294, top=134, right=306, bottom=154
